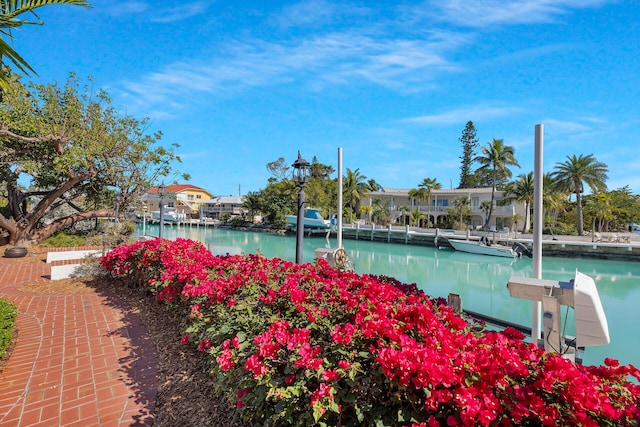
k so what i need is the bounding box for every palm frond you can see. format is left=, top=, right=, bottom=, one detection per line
left=0, top=37, right=35, bottom=74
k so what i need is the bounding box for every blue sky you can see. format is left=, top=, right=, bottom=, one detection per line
left=14, top=0, right=640, bottom=196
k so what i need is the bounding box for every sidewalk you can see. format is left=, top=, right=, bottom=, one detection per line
left=0, top=249, right=157, bottom=427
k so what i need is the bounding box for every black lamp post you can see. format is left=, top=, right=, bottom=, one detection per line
left=158, top=183, right=167, bottom=239
left=292, top=151, right=310, bottom=264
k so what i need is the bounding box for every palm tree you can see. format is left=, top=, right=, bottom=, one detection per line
left=542, top=173, right=567, bottom=238
left=551, top=154, right=608, bottom=236
left=0, top=1, right=90, bottom=90
left=366, top=179, right=383, bottom=192
left=584, top=192, right=615, bottom=233
left=452, top=196, right=470, bottom=230
left=479, top=200, right=492, bottom=226
left=419, top=177, right=441, bottom=228
left=408, top=187, right=427, bottom=214
left=504, top=172, right=534, bottom=233
left=396, top=205, right=410, bottom=225
left=409, top=209, right=425, bottom=227
left=359, top=205, right=372, bottom=224
left=475, top=139, right=520, bottom=229
left=371, top=198, right=390, bottom=225
left=343, top=168, right=368, bottom=224
left=241, top=191, right=262, bottom=222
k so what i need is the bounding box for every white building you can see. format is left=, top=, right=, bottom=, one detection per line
left=201, top=196, right=245, bottom=219
left=362, top=187, right=528, bottom=231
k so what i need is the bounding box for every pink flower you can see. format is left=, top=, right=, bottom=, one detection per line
left=322, top=369, right=339, bottom=381
left=198, top=338, right=211, bottom=351
left=180, top=334, right=189, bottom=345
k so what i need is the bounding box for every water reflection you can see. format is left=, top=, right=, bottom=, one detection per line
left=140, top=224, right=640, bottom=367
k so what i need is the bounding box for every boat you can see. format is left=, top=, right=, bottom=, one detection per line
left=150, top=208, right=185, bottom=224
left=441, top=236, right=531, bottom=258
left=285, top=208, right=332, bottom=230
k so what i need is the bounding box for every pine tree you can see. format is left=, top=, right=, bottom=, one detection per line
left=458, top=121, right=479, bottom=188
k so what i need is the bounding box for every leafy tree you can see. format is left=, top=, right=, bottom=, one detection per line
left=584, top=192, right=614, bottom=233
left=419, top=177, right=441, bottom=228
left=475, top=139, right=520, bottom=229
left=608, top=186, right=640, bottom=229
left=256, top=156, right=337, bottom=227
left=0, top=74, right=181, bottom=245
left=504, top=172, right=534, bottom=233
left=310, top=156, right=335, bottom=180
left=551, top=154, right=608, bottom=236
left=0, top=0, right=91, bottom=90
left=266, top=157, right=290, bottom=181
left=257, top=179, right=295, bottom=227
left=583, top=186, right=639, bottom=233
left=458, top=121, right=479, bottom=188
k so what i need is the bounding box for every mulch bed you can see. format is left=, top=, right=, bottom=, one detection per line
left=91, top=277, right=244, bottom=426
left=0, top=246, right=246, bottom=426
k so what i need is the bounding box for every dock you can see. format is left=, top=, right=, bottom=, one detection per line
left=338, top=224, right=640, bottom=261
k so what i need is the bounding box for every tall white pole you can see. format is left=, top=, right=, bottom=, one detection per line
left=337, top=147, right=343, bottom=248
left=532, top=124, right=544, bottom=343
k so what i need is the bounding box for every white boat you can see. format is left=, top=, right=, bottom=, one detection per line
left=150, top=209, right=185, bottom=224
left=285, top=208, right=332, bottom=230
left=443, top=236, right=530, bottom=258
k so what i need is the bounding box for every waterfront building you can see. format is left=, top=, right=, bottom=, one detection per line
left=144, top=184, right=213, bottom=218
left=201, top=195, right=245, bottom=219
left=362, top=187, right=528, bottom=231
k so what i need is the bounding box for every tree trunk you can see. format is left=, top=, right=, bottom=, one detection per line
left=484, top=184, right=496, bottom=229
left=576, top=191, right=584, bottom=236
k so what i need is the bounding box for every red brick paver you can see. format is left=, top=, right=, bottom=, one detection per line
left=0, top=252, right=158, bottom=426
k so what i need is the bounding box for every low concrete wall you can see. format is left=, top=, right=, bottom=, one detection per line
left=47, top=248, right=103, bottom=280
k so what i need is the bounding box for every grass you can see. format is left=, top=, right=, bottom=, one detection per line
left=0, top=298, right=17, bottom=360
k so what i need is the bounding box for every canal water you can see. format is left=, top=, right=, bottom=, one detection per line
left=139, top=224, right=640, bottom=368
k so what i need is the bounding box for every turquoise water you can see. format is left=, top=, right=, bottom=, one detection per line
left=139, top=224, right=640, bottom=368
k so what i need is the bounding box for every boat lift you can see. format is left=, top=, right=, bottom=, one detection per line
left=507, top=270, right=610, bottom=361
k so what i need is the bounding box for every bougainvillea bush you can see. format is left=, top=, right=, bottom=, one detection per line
left=100, top=238, right=640, bottom=426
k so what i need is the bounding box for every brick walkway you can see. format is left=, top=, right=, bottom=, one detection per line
left=0, top=251, right=158, bottom=426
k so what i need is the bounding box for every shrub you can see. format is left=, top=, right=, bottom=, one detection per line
left=41, top=231, right=88, bottom=247
left=100, top=239, right=640, bottom=426
left=0, top=298, right=17, bottom=360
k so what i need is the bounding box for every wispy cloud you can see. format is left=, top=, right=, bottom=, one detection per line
left=540, top=118, right=591, bottom=134
left=274, top=0, right=370, bottom=28
left=403, top=104, right=524, bottom=125
left=151, top=2, right=209, bottom=23
left=100, top=1, right=208, bottom=22
left=116, top=30, right=467, bottom=114
left=426, top=0, right=609, bottom=28
left=101, top=1, right=148, bottom=16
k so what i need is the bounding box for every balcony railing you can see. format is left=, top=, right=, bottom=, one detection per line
left=390, top=204, right=515, bottom=216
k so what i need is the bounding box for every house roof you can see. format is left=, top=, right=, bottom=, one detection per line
left=205, top=196, right=245, bottom=205
left=148, top=184, right=213, bottom=197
